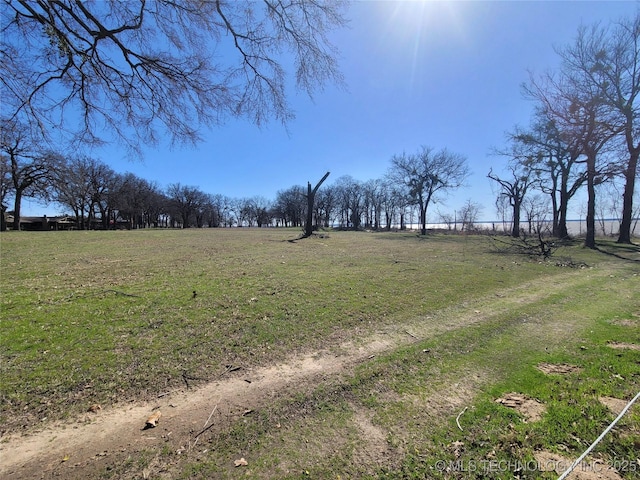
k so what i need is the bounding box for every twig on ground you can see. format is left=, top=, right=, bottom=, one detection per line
left=220, top=365, right=242, bottom=377
left=103, top=289, right=142, bottom=298
left=192, top=399, right=221, bottom=448
left=456, top=406, right=468, bottom=431
left=181, top=371, right=207, bottom=389
left=182, top=372, right=190, bottom=389
left=54, top=288, right=142, bottom=304
left=405, top=330, right=417, bottom=339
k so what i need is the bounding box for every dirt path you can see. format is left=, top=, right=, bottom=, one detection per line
left=0, top=268, right=613, bottom=479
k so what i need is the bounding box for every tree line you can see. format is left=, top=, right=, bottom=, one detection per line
left=0, top=142, right=476, bottom=232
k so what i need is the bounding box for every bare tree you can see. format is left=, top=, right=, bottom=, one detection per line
left=112, top=173, right=166, bottom=228
left=333, top=175, right=365, bottom=229
left=1, top=1, right=347, bottom=152
left=245, top=196, right=273, bottom=228
left=458, top=199, right=483, bottom=232
left=274, top=185, right=306, bottom=227
left=437, top=210, right=455, bottom=231
left=207, top=194, right=236, bottom=228
left=546, top=16, right=638, bottom=245
left=314, top=184, right=337, bottom=229
left=1, top=120, right=60, bottom=230
left=389, top=146, right=469, bottom=236
left=526, top=66, right=620, bottom=248
left=558, top=15, right=640, bottom=244
left=494, top=194, right=511, bottom=234
left=488, top=165, right=536, bottom=238
left=52, top=156, right=112, bottom=229
left=507, top=111, right=587, bottom=238
left=380, top=177, right=411, bottom=231
left=166, top=183, right=207, bottom=228
left=0, top=154, right=10, bottom=231
left=87, top=161, right=117, bottom=229
left=522, top=193, right=551, bottom=235
left=361, top=178, right=387, bottom=230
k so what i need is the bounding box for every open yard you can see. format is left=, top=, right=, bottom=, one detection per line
left=1, top=229, right=639, bottom=479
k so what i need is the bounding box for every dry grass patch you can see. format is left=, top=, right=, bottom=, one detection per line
left=350, top=405, right=400, bottom=472
left=607, top=342, right=640, bottom=351
left=403, top=371, right=488, bottom=418
left=609, top=319, right=639, bottom=327
left=537, top=363, right=582, bottom=375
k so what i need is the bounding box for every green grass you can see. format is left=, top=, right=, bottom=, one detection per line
left=0, top=229, right=551, bottom=430
left=171, top=244, right=639, bottom=479
left=1, top=229, right=639, bottom=479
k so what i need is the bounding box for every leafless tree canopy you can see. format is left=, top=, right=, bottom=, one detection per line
left=487, top=165, right=536, bottom=238
left=389, top=146, right=469, bottom=236
left=1, top=0, right=346, bottom=152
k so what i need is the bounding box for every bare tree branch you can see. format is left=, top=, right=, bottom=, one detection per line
left=1, top=0, right=347, bottom=154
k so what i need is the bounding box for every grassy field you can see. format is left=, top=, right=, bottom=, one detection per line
left=1, top=229, right=639, bottom=479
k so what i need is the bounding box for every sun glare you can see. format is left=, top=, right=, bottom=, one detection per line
left=372, top=1, right=470, bottom=89
left=384, top=0, right=467, bottom=44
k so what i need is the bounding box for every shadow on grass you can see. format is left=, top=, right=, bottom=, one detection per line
left=371, top=230, right=468, bottom=242
left=595, top=240, right=640, bottom=262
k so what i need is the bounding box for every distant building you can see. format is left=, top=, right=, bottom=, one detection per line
left=3, top=214, right=77, bottom=231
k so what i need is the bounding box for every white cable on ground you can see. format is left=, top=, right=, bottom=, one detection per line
left=557, top=390, right=640, bottom=480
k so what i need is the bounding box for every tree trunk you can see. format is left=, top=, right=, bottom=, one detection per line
left=304, top=172, right=330, bottom=237
left=557, top=189, right=569, bottom=239
left=350, top=208, right=361, bottom=230
left=99, top=205, right=109, bottom=229
left=12, top=190, right=22, bottom=230
left=550, top=190, right=560, bottom=237
left=420, top=205, right=427, bottom=236
left=585, top=154, right=597, bottom=249
left=617, top=150, right=638, bottom=244
left=0, top=204, right=6, bottom=231
left=511, top=200, right=521, bottom=238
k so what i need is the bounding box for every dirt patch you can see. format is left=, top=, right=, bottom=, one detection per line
left=495, top=393, right=545, bottom=422
left=405, top=372, right=488, bottom=418
left=609, top=318, right=638, bottom=327
left=599, top=396, right=629, bottom=415
left=607, top=342, right=640, bottom=351
left=534, top=451, right=623, bottom=479
left=351, top=406, right=399, bottom=470
left=0, top=348, right=367, bottom=480
left=537, top=363, right=582, bottom=375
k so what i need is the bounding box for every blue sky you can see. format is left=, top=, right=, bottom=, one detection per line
left=24, top=0, right=638, bottom=220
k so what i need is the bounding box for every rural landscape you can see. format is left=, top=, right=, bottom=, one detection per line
left=1, top=1, right=640, bottom=479
left=1, top=228, right=639, bottom=479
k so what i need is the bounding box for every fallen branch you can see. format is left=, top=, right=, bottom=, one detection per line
left=490, top=233, right=558, bottom=259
